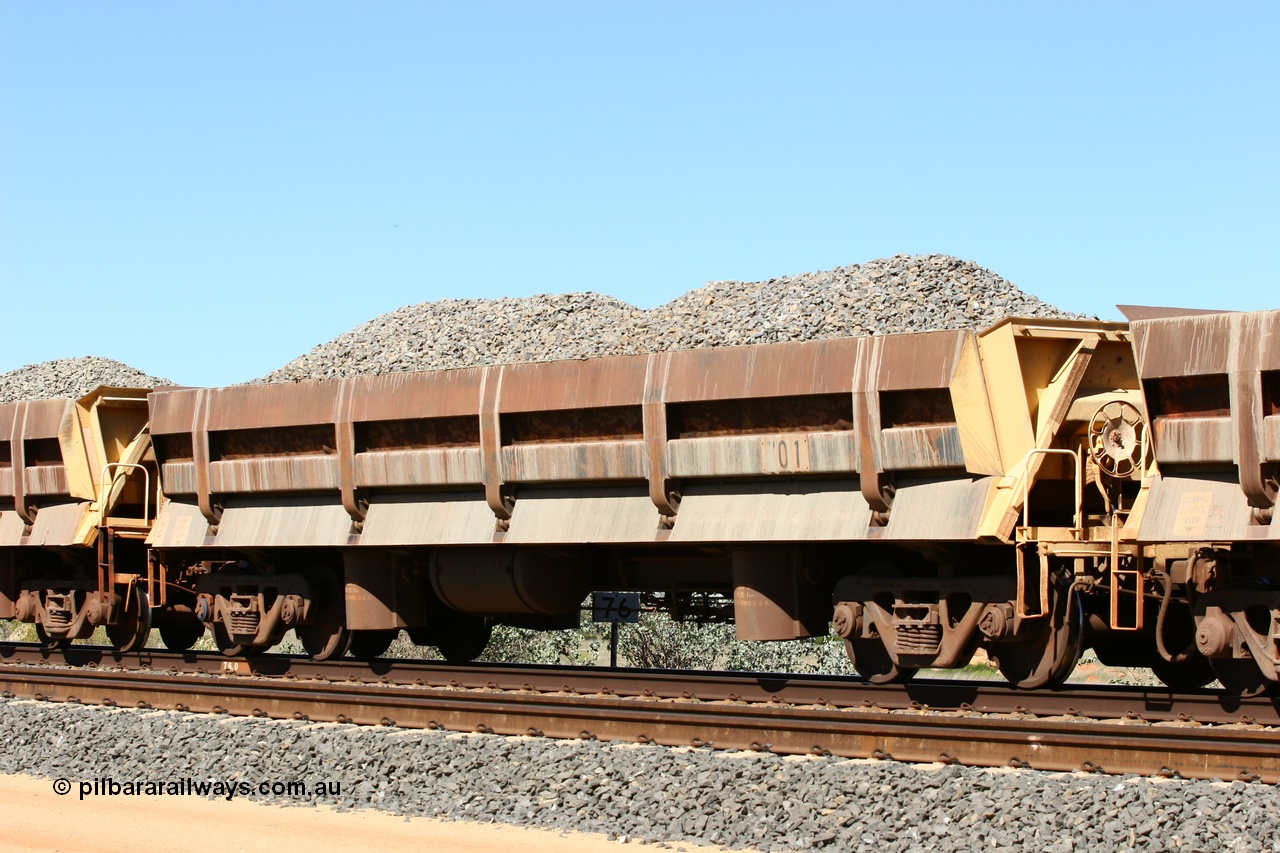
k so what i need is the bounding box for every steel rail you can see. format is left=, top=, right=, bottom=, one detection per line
left=1, top=647, right=1277, bottom=783
left=2, top=642, right=1277, bottom=727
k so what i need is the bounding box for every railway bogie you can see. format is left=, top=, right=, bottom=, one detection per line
left=1, top=308, right=1278, bottom=695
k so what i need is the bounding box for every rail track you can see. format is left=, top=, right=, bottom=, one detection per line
left=2, top=642, right=1278, bottom=784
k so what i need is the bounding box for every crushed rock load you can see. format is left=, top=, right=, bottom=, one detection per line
left=3, top=699, right=1278, bottom=852
left=0, top=357, right=172, bottom=405
left=259, top=254, right=1084, bottom=382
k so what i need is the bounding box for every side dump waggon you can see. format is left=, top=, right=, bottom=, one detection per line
left=2, top=308, right=1277, bottom=694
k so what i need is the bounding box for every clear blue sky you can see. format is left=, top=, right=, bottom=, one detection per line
left=2, top=2, right=1276, bottom=387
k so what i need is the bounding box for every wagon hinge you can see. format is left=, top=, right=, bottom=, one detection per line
left=11, top=400, right=36, bottom=526
left=643, top=352, right=679, bottom=522
left=1231, top=369, right=1277, bottom=520
left=192, top=389, right=222, bottom=528
left=853, top=391, right=893, bottom=524
left=479, top=366, right=514, bottom=526
left=335, top=378, right=367, bottom=531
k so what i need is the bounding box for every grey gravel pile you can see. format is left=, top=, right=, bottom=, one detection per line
left=1, top=256, right=1079, bottom=397
left=4, top=700, right=1276, bottom=852
left=640, top=254, right=1076, bottom=350
left=260, top=292, right=647, bottom=383
left=258, top=255, right=1082, bottom=382
left=0, top=357, right=172, bottom=404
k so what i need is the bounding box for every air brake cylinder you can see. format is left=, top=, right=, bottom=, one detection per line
left=429, top=547, right=591, bottom=616
left=731, top=547, right=827, bottom=641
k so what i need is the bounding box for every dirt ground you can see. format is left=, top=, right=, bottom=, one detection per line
left=0, top=773, right=724, bottom=853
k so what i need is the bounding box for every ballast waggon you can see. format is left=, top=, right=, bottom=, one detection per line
left=1, top=307, right=1277, bottom=695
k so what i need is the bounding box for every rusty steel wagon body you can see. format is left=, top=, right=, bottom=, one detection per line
left=2, top=307, right=1277, bottom=693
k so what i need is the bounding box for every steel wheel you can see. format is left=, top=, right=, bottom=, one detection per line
left=296, top=565, right=350, bottom=661
left=159, top=622, right=206, bottom=652
left=1210, top=657, right=1272, bottom=698
left=406, top=626, right=436, bottom=647
left=993, top=589, right=1082, bottom=690
left=106, top=588, right=152, bottom=653
left=434, top=615, right=491, bottom=663
left=1149, top=652, right=1217, bottom=691
left=1148, top=597, right=1215, bottom=690
left=347, top=629, right=397, bottom=660
left=844, top=637, right=917, bottom=684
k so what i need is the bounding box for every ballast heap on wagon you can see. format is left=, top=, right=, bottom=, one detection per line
left=1, top=308, right=1277, bottom=695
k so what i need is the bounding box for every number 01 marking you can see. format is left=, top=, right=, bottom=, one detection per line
left=762, top=436, right=810, bottom=473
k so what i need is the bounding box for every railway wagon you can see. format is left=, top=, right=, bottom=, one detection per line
left=0, top=388, right=156, bottom=650
left=1128, top=307, right=1280, bottom=696
left=2, top=308, right=1278, bottom=694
